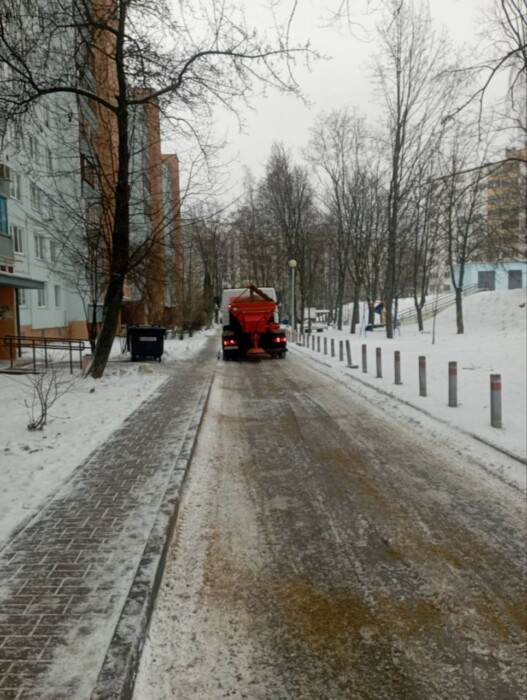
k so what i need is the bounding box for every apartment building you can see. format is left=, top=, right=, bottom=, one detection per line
left=0, top=0, right=183, bottom=359
left=485, top=147, right=527, bottom=261
left=428, top=145, right=526, bottom=294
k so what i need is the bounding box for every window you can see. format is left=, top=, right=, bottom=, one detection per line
left=28, top=135, right=39, bottom=162
left=18, top=288, right=28, bottom=306
left=49, top=240, right=56, bottom=262
left=35, top=234, right=45, bottom=259
left=9, top=172, right=22, bottom=200
left=10, top=225, right=24, bottom=254
left=0, top=196, right=7, bottom=234
left=30, top=184, right=42, bottom=211
left=37, top=284, right=47, bottom=308
left=54, top=284, right=61, bottom=307
left=508, top=270, right=523, bottom=290
left=478, top=270, right=496, bottom=291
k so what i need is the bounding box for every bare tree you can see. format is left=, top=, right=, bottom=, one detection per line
left=22, top=361, right=77, bottom=431
left=308, top=109, right=363, bottom=329
left=0, top=0, right=311, bottom=376
left=459, top=0, right=526, bottom=142
left=406, top=157, right=444, bottom=331
left=307, top=110, right=391, bottom=332
left=232, top=173, right=286, bottom=290
left=372, top=0, right=460, bottom=338
left=435, top=122, right=493, bottom=334
left=261, top=143, right=321, bottom=329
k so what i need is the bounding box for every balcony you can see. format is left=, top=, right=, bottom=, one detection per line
left=0, top=232, right=14, bottom=262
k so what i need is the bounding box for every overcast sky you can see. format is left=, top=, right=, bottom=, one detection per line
left=207, top=0, right=495, bottom=200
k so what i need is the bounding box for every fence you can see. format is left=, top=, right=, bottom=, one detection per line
left=398, top=284, right=480, bottom=324
left=3, top=335, right=86, bottom=374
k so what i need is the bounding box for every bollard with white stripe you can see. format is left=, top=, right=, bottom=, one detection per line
left=448, top=361, right=457, bottom=407
left=362, top=344, right=367, bottom=373
left=376, top=347, right=382, bottom=378
left=490, top=374, right=502, bottom=428
left=419, top=356, right=427, bottom=397
left=394, top=350, right=402, bottom=385
left=339, top=340, right=344, bottom=362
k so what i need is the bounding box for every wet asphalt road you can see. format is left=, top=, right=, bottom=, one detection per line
left=134, top=352, right=527, bottom=700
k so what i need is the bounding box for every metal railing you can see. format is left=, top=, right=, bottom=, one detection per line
left=3, top=335, right=86, bottom=373
left=398, top=284, right=481, bottom=324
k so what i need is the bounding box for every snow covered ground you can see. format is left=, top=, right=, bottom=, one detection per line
left=0, top=290, right=525, bottom=551
left=0, top=329, right=216, bottom=547
left=290, top=289, right=526, bottom=490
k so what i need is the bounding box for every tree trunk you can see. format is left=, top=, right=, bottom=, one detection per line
left=350, top=287, right=360, bottom=334
left=91, top=41, right=130, bottom=378
left=91, top=274, right=125, bottom=377
left=417, top=307, right=424, bottom=332
left=455, top=288, right=464, bottom=334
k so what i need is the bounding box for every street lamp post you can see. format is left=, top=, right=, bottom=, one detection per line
left=288, top=259, right=297, bottom=332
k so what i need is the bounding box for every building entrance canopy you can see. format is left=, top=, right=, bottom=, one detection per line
left=0, top=272, right=45, bottom=290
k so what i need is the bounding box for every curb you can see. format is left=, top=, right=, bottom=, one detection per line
left=289, top=344, right=526, bottom=467
left=91, top=364, right=215, bottom=700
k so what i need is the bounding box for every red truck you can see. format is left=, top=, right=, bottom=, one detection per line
left=221, top=285, right=287, bottom=360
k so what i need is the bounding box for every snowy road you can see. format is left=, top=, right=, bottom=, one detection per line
left=134, top=353, right=527, bottom=700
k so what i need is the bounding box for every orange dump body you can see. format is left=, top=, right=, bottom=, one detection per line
left=228, top=290, right=278, bottom=357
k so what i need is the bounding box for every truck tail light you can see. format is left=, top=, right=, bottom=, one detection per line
left=223, top=339, right=238, bottom=347
left=273, top=336, right=287, bottom=343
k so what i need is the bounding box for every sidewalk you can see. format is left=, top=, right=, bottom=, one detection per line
left=0, top=337, right=217, bottom=700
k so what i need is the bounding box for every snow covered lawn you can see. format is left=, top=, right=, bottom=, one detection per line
left=290, top=289, right=526, bottom=477
left=0, top=329, right=215, bottom=547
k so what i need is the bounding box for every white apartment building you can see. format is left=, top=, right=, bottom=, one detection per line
left=0, top=89, right=92, bottom=359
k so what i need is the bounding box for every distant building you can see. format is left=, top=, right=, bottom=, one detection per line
left=445, top=261, right=526, bottom=292
left=485, top=147, right=527, bottom=261
left=428, top=146, right=526, bottom=296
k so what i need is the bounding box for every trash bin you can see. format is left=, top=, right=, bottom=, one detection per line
left=126, top=325, right=166, bottom=361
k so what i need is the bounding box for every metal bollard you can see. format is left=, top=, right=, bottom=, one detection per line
left=394, top=350, right=402, bottom=385
left=448, top=361, right=457, bottom=407
left=312, top=335, right=315, bottom=351
left=419, top=356, right=427, bottom=397
left=324, top=337, right=327, bottom=355
left=317, top=336, right=321, bottom=353
left=346, top=340, right=352, bottom=366
left=331, top=338, right=335, bottom=357
left=339, top=340, right=344, bottom=362
left=490, top=374, right=502, bottom=428
left=376, top=347, right=382, bottom=378
left=362, top=344, right=367, bottom=373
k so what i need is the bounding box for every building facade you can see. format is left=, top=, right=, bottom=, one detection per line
left=0, top=0, right=183, bottom=359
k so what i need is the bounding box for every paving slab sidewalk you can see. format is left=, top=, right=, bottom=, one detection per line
left=0, top=337, right=217, bottom=700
